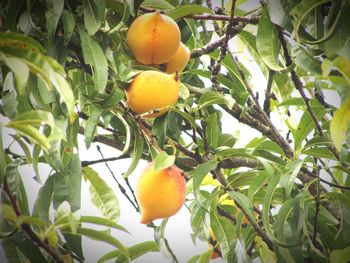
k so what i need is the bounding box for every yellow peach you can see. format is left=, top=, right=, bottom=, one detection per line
left=136, top=162, right=186, bottom=224
left=127, top=11, right=180, bottom=65
left=164, top=42, right=191, bottom=74
left=125, top=70, right=180, bottom=118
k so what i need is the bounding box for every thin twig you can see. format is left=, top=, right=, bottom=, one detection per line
left=96, top=146, right=140, bottom=212
left=211, top=0, right=237, bottom=91
left=301, top=167, right=350, bottom=191
left=81, top=154, right=130, bottom=166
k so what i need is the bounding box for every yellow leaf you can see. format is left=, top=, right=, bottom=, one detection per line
left=330, top=98, right=350, bottom=151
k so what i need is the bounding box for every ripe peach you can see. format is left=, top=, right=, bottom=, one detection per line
left=136, top=162, right=186, bottom=224
left=127, top=11, right=180, bottom=65
left=164, top=42, right=191, bottom=74
left=125, top=70, right=180, bottom=118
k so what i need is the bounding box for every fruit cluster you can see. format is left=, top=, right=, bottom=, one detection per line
left=126, top=12, right=187, bottom=224
left=126, top=11, right=190, bottom=118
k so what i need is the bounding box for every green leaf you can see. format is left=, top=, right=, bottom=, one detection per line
left=169, top=106, right=197, bottom=128
left=198, top=91, right=230, bottom=109
left=290, top=0, right=330, bottom=43
left=256, top=7, right=286, bottom=71
left=330, top=97, right=350, bottom=151
left=228, top=191, right=255, bottom=223
left=0, top=54, right=29, bottom=95
left=2, top=82, right=18, bottom=119
left=123, top=130, right=144, bottom=178
left=152, top=114, right=167, bottom=148
left=0, top=33, right=75, bottom=122
left=218, top=133, right=236, bottom=148
left=33, top=175, right=55, bottom=223
left=0, top=32, right=45, bottom=53
left=4, top=159, right=21, bottom=194
left=83, top=0, right=106, bottom=35
left=276, top=199, right=296, bottom=263
left=110, top=111, right=130, bottom=154
left=83, top=105, right=103, bottom=148
left=205, top=113, right=219, bottom=149
left=79, top=28, right=108, bottom=91
left=280, top=159, right=303, bottom=197
left=154, top=151, right=175, bottom=172
left=53, top=155, right=82, bottom=212
left=75, top=227, right=129, bottom=258
left=79, top=216, right=128, bottom=233
left=330, top=247, right=350, bottom=263
left=83, top=167, right=120, bottom=222
left=1, top=238, right=22, bottom=262
left=45, top=0, right=64, bottom=51
left=10, top=232, right=47, bottom=263
left=255, top=236, right=277, bottom=263
left=332, top=56, right=350, bottom=85
left=266, top=0, right=292, bottom=28
left=98, top=241, right=159, bottom=263
left=115, top=241, right=159, bottom=263
left=0, top=123, right=6, bottom=183
left=62, top=10, right=75, bottom=45
left=141, top=0, right=174, bottom=10
left=302, top=147, right=336, bottom=159
left=192, top=160, right=218, bottom=192
left=293, top=47, right=322, bottom=75
left=63, top=234, right=84, bottom=260
left=294, top=105, right=325, bottom=151
left=188, top=69, right=248, bottom=105
left=262, top=172, right=280, bottom=242
left=210, top=211, right=236, bottom=259
left=154, top=219, right=178, bottom=262
left=167, top=5, right=212, bottom=20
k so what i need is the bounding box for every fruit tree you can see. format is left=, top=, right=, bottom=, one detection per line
left=1, top=0, right=350, bottom=262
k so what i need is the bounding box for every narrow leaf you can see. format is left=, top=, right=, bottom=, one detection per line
left=154, top=151, right=175, bottom=172
left=123, top=131, right=144, bottom=178
left=257, top=7, right=286, bottom=71
left=167, top=5, right=212, bottom=20
left=330, top=98, right=350, bottom=151
left=83, top=167, right=120, bottom=221
left=83, top=0, right=106, bottom=35
left=79, top=28, right=108, bottom=91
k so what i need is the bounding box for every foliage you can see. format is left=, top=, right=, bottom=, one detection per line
left=0, top=0, right=350, bottom=262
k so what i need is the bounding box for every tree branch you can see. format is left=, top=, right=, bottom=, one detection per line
left=3, top=177, right=66, bottom=263
left=263, top=70, right=275, bottom=117
left=138, top=6, right=259, bottom=24
left=277, top=26, right=349, bottom=171
left=191, top=10, right=261, bottom=58
left=211, top=0, right=237, bottom=91
left=211, top=168, right=275, bottom=251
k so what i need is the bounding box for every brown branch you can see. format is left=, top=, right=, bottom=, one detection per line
left=277, top=26, right=349, bottom=171
left=185, top=14, right=259, bottom=23
left=190, top=11, right=261, bottom=59
left=138, top=6, right=259, bottom=24
left=3, top=177, right=66, bottom=263
left=211, top=0, right=237, bottom=91
left=220, top=157, right=258, bottom=169
left=263, top=70, right=275, bottom=117
left=211, top=168, right=275, bottom=251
